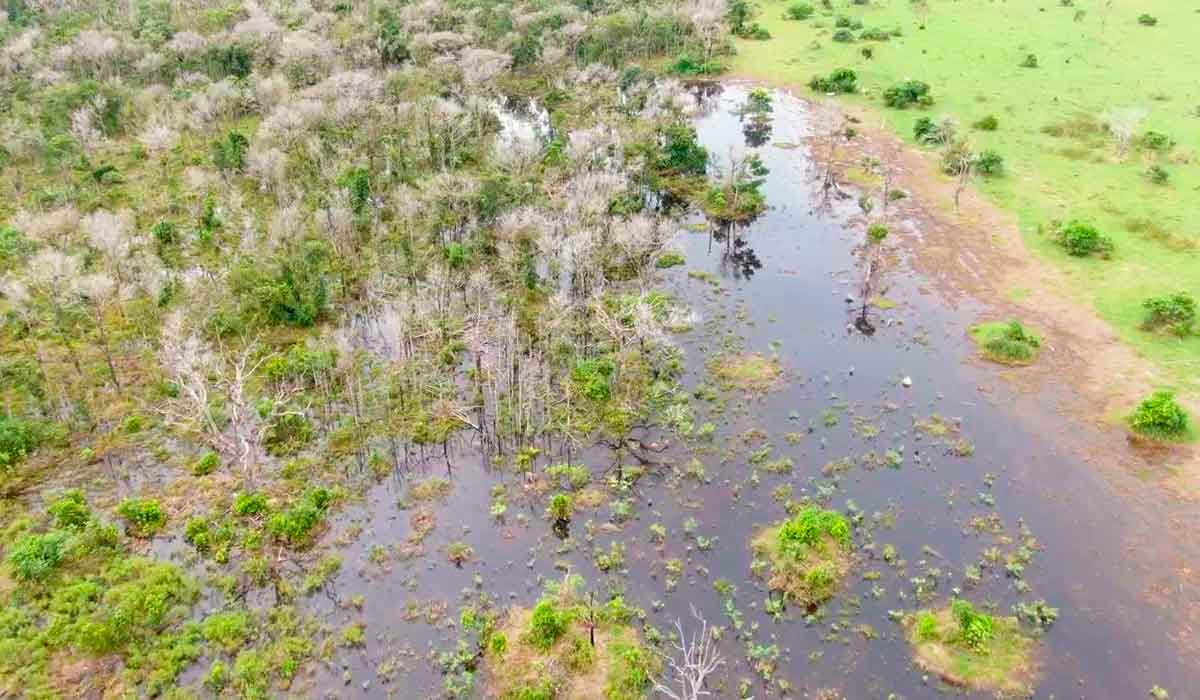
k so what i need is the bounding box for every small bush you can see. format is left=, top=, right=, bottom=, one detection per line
left=831, top=28, right=855, bottom=42
left=1140, top=131, right=1173, bottom=152
left=1145, top=165, right=1169, bottom=185
left=211, top=130, right=249, bottom=172
left=0, top=415, right=42, bottom=469
left=913, top=116, right=955, bottom=145
left=1054, top=220, right=1113, bottom=258
left=883, top=80, right=933, bottom=109
left=1137, top=14, right=1157, bottom=26
left=527, top=598, right=568, bottom=649
left=8, top=531, right=70, bottom=581
left=1141, top=292, right=1196, bottom=334
left=859, top=27, right=891, bottom=41
left=951, top=599, right=996, bottom=650
left=267, top=488, right=332, bottom=545
left=808, top=68, right=858, bottom=94
left=49, top=490, right=92, bottom=530
left=117, top=498, right=167, bottom=537
left=1019, top=53, right=1038, bottom=68
left=655, top=252, right=685, bottom=268
left=976, top=150, right=1005, bottom=176
left=233, top=492, right=270, bottom=517
left=547, top=493, right=574, bottom=523
left=191, top=451, right=220, bottom=475
left=1129, top=390, right=1190, bottom=441
left=777, top=506, right=850, bottom=556
left=973, top=114, right=999, bottom=131
left=784, top=2, right=814, bottom=19
left=975, top=320, right=1041, bottom=363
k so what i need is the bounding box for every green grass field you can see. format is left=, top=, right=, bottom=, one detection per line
left=733, top=0, right=1200, bottom=393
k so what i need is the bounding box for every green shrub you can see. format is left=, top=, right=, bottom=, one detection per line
left=1137, top=13, right=1157, bottom=26
left=976, top=150, right=1005, bottom=176
left=867, top=223, right=889, bottom=243
left=606, top=639, right=655, bottom=700
left=211, top=130, right=248, bottom=172
left=547, top=493, right=573, bottom=524
left=267, top=488, right=332, bottom=545
left=1145, top=164, right=1169, bottom=185
left=191, top=451, right=219, bottom=476
left=572, top=358, right=614, bottom=401
left=656, top=123, right=709, bottom=176
left=977, top=320, right=1041, bottom=363
left=831, top=28, right=855, bottom=42
left=202, top=611, right=252, bottom=653
left=973, top=114, right=999, bottom=131
left=913, top=116, right=954, bottom=145
left=262, top=345, right=336, bottom=384
left=1054, top=220, right=1113, bottom=258
left=375, top=8, right=410, bottom=65
left=951, top=599, right=996, bottom=650
left=527, top=598, right=568, bottom=649
left=915, top=611, right=939, bottom=641
left=0, top=225, right=34, bottom=269
left=203, top=44, right=253, bottom=79
left=0, top=415, right=42, bottom=469
left=1142, top=292, right=1196, bottom=334
left=785, top=2, right=814, bottom=20
left=1019, top=53, right=1038, bottom=68
left=233, top=492, right=270, bottom=517
left=117, top=498, right=167, bottom=537
left=883, top=80, right=933, bottom=109
left=808, top=68, right=857, bottom=94
left=8, top=531, right=70, bottom=581
left=859, top=27, right=892, bottom=41
left=1129, top=390, right=1190, bottom=441
left=777, top=506, right=850, bottom=557
left=49, top=490, right=92, bottom=530
left=252, top=240, right=332, bottom=327
left=1140, top=130, right=1173, bottom=152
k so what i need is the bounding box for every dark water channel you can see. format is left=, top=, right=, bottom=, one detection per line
left=306, top=86, right=1198, bottom=699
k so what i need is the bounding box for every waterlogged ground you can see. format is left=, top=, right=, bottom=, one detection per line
left=293, top=87, right=1200, bottom=698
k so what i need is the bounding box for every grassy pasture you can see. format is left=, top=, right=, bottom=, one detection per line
left=733, top=0, right=1200, bottom=392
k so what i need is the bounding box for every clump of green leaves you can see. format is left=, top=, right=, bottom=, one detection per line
left=808, top=68, right=858, bottom=94
left=883, top=80, right=933, bottom=109
left=1053, top=220, right=1113, bottom=258
left=951, top=599, right=996, bottom=650
left=1141, top=292, right=1195, bottom=335
left=267, top=487, right=333, bottom=545
left=527, top=598, right=569, bottom=649
left=0, top=415, right=43, bottom=469
left=972, top=320, right=1041, bottom=364
left=784, top=2, right=814, bottom=20
left=973, top=114, right=999, bottom=131
left=117, top=498, right=167, bottom=537
left=8, top=531, right=70, bottom=581
left=1129, top=390, right=1190, bottom=442
left=777, top=506, right=850, bottom=556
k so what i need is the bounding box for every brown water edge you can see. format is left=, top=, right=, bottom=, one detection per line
left=294, top=86, right=1200, bottom=699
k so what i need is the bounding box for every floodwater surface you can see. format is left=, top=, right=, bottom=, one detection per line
left=305, top=86, right=1199, bottom=699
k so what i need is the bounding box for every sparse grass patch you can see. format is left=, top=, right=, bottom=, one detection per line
left=752, top=507, right=852, bottom=606
left=905, top=601, right=1039, bottom=696
left=970, top=320, right=1042, bottom=365
left=707, top=352, right=782, bottom=391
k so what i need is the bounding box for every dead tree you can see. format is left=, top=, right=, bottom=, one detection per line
left=652, top=606, right=734, bottom=700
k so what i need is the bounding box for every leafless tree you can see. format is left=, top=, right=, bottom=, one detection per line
left=1104, top=107, right=1146, bottom=159
left=652, top=606, right=732, bottom=700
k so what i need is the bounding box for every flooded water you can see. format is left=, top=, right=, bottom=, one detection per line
left=303, top=86, right=1199, bottom=699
